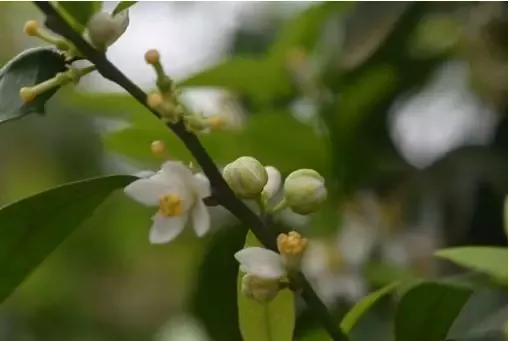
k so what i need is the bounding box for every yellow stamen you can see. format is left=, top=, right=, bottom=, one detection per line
left=158, top=194, right=183, bottom=217
left=208, top=115, right=225, bottom=130
left=277, top=231, right=308, bottom=256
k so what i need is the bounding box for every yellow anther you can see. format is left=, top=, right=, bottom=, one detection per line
left=147, top=91, right=164, bottom=109
left=23, top=20, right=39, bottom=36
left=145, top=49, right=161, bottom=65
left=277, top=231, right=308, bottom=256
left=208, top=115, right=225, bottom=130
left=151, top=140, right=168, bottom=159
left=19, top=87, right=36, bottom=103
left=158, top=194, right=183, bottom=217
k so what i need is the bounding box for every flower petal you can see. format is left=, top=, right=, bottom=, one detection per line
left=263, top=166, right=281, bottom=198
left=193, top=172, right=211, bottom=198
left=124, top=178, right=167, bottom=206
left=158, top=161, right=195, bottom=184
left=149, top=213, right=188, bottom=244
left=234, top=247, right=285, bottom=279
left=191, top=200, right=210, bottom=237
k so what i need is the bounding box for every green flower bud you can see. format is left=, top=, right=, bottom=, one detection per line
left=222, top=156, right=268, bottom=199
left=85, top=11, right=129, bottom=51
left=283, top=169, right=327, bottom=215
left=241, top=274, right=280, bottom=303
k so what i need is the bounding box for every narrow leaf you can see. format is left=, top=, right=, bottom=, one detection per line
left=340, top=281, right=399, bottom=334
left=238, top=232, right=295, bottom=341
left=0, top=48, right=67, bottom=125
left=0, top=175, right=135, bottom=303
left=434, top=247, right=508, bottom=282
left=395, top=281, right=473, bottom=341
left=190, top=225, right=247, bottom=341
left=53, top=1, right=103, bottom=33
left=112, top=1, right=137, bottom=15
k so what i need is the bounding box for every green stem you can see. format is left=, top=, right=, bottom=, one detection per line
left=263, top=303, right=273, bottom=341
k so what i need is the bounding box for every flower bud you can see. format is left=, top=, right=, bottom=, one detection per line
left=241, top=274, right=281, bottom=303
left=222, top=156, right=268, bottom=199
left=19, top=87, right=36, bottom=103
left=151, top=140, right=167, bottom=158
left=23, top=20, right=39, bottom=36
left=147, top=92, right=164, bottom=109
left=85, top=11, right=129, bottom=50
left=263, top=166, right=281, bottom=199
left=277, top=231, right=308, bottom=271
left=145, top=49, right=160, bottom=65
left=283, top=169, right=327, bottom=214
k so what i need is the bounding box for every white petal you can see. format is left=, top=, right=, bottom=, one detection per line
left=149, top=213, right=188, bottom=244
left=263, top=166, right=281, bottom=198
left=234, top=247, right=285, bottom=279
left=193, top=172, right=211, bottom=198
left=134, top=170, right=156, bottom=179
left=124, top=178, right=167, bottom=206
left=159, top=161, right=195, bottom=184
left=191, top=200, right=210, bottom=237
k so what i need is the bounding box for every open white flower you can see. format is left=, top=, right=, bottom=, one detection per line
left=124, top=161, right=211, bottom=244
left=235, top=247, right=286, bottom=279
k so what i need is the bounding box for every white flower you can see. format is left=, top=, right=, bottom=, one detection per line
left=262, top=166, right=281, bottom=198
left=235, top=247, right=285, bottom=279
left=124, top=161, right=211, bottom=244
left=235, top=247, right=286, bottom=303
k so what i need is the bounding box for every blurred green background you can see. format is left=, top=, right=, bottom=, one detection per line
left=0, top=2, right=507, bottom=341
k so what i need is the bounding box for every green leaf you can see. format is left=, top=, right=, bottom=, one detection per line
left=112, top=1, right=137, bottom=15
left=53, top=1, right=103, bottom=34
left=394, top=281, right=473, bottom=341
left=0, top=175, right=135, bottom=303
left=190, top=225, right=247, bottom=341
left=103, top=110, right=328, bottom=175
left=0, top=47, right=67, bottom=126
left=434, top=247, right=508, bottom=282
left=238, top=232, right=295, bottom=341
left=268, top=2, right=351, bottom=61
left=341, top=282, right=399, bottom=334
left=178, top=58, right=292, bottom=105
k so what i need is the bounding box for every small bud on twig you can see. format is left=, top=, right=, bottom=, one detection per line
left=23, top=20, right=39, bottom=36
left=145, top=49, right=160, bottom=65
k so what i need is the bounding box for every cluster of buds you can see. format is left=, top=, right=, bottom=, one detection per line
left=236, top=231, right=308, bottom=303
left=144, top=49, right=226, bottom=132
left=222, top=156, right=327, bottom=215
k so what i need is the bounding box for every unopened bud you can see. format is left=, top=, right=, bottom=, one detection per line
left=277, top=231, right=308, bottom=271
left=151, top=140, right=167, bottom=158
left=145, top=49, right=160, bottom=65
left=19, top=87, right=36, bottom=103
left=241, top=274, right=281, bottom=303
left=147, top=92, right=164, bottom=109
left=283, top=169, right=327, bottom=215
left=23, top=20, right=39, bottom=36
left=85, top=11, right=129, bottom=50
left=222, top=156, right=268, bottom=199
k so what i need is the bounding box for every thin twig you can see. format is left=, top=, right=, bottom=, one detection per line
left=34, top=2, right=347, bottom=340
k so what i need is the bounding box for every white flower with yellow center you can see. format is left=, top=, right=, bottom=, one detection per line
left=235, top=231, right=307, bottom=303
left=124, top=161, right=211, bottom=244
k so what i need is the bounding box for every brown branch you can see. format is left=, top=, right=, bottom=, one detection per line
left=34, top=3, right=347, bottom=340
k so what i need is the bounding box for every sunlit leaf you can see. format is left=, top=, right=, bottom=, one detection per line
left=237, top=232, right=295, bottom=341
left=341, top=281, right=399, bottom=334
left=0, top=175, right=136, bottom=303
left=395, top=281, right=473, bottom=341
left=112, top=1, right=137, bottom=15
left=0, top=47, right=67, bottom=126
left=190, top=225, right=247, bottom=341
left=53, top=1, right=103, bottom=34
left=434, top=247, right=508, bottom=282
